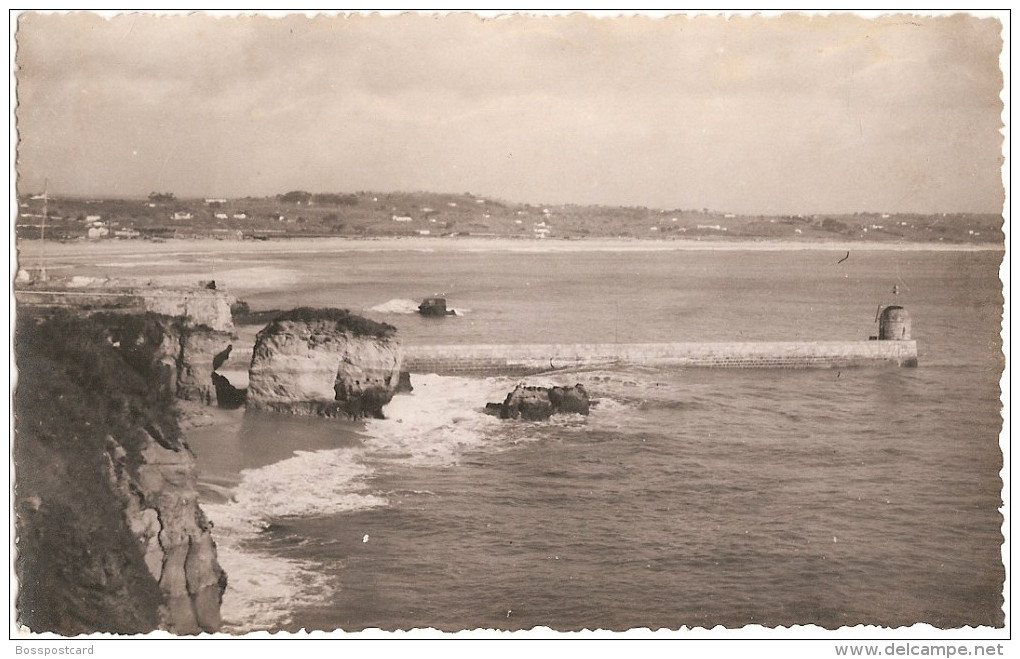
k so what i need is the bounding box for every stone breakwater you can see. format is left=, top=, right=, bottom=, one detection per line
left=404, top=341, right=918, bottom=375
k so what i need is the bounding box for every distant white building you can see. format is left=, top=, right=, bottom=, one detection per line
left=205, top=198, right=228, bottom=205
left=392, top=215, right=413, bottom=222
left=87, top=226, right=109, bottom=239
left=417, top=229, right=431, bottom=236
left=172, top=211, right=193, bottom=220
left=85, top=214, right=102, bottom=222
left=214, top=213, right=229, bottom=220
left=232, top=212, right=248, bottom=220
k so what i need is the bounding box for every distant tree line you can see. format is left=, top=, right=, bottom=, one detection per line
left=277, top=191, right=358, bottom=206
left=148, top=192, right=175, bottom=203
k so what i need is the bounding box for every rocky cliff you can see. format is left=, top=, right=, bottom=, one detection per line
left=247, top=307, right=402, bottom=419
left=14, top=310, right=226, bottom=634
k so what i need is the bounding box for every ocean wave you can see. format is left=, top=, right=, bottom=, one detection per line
left=214, top=542, right=332, bottom=634
left=203, top=446, right=385, bottom=632
left=367, top=298, right=470, bottom=315
left=362, top=373, right=507, bottom=465
left=207, top=447, right=387, bottom=533
left=368, top=298, right=421, bottom=314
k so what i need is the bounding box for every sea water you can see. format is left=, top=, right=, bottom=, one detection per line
left=174, top=247, right=1004, bottom=632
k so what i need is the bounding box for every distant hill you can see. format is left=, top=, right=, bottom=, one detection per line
left=15, top=190, right=1005, bottom=245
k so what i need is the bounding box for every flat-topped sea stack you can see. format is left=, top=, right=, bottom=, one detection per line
left=247, top=307, right=402, bottom=419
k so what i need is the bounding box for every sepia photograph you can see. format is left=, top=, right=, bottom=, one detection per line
left=9, top=8, right=1008, bottom=653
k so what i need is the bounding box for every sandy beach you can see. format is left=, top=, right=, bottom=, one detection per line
left=14, top=236, right=1005, bottom=266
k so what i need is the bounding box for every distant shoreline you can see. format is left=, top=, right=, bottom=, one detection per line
left=14, top=236, right=1006, bottom=261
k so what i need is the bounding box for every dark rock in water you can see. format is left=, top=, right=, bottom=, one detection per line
left=501, top=385, right=555, bottom=420
left=395, top=370, right=414, bottom=393
left=418, top=297, right=455, bottom=317
left=491, top=383, right=591, bottom=421
left=548, top=384, right=591, bottom=415
left=212, top=372, right=247, bottom=409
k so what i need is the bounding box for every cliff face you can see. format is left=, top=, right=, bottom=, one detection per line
left=14, top=311, right=226, bottom=635
left=139, top=288, right=234, bottom=333
left=100, top=312, right=232, bottom=406
left=247, top=308, right=402, bottom=419
left=175, top=329, right=234, bottom=404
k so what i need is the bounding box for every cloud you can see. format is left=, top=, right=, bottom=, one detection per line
left=14, top=11, right=1005, bottom=213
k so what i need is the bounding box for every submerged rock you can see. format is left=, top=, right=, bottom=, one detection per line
left=246, top=307, right=402, bottom=419
left=488, top=383, right=591, bottom=421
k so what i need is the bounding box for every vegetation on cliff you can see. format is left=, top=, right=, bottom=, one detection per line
left=14, top=309, right=224, bottom=634
left=262, top=306, right=396, bottom=339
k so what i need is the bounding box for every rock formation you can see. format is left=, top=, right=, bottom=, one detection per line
left=100, top=311, right=233, bottom=406
left=488, top=383, right=591, bottom=421
left=247, top=307, right=402, bottom=419
left=14, top=310, right=226, bottom=634
left=212, top=372, right=247, bottom=409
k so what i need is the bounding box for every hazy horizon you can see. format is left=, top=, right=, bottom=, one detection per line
left=14, top=11, right=1006, bottom=216
left=15, top=188, right=1005, bottom=218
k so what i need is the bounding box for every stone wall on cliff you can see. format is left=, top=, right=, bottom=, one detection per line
left=13, top=310, right=226, bottom=634
left=246, top=307, right=402, bottom=419
left=139, top=288, right=234, bottom=332
left=16, top=282, right=236, bottom=333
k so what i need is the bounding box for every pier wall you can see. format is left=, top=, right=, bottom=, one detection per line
left=404, top=341, right=918, bottom=375
left=15, top=288, right=235, bottom=331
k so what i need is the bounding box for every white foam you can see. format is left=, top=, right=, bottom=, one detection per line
left=215, top=542, right=331, bottom=633
left=203, top=446, right=385, bottom=632
left=368, top=298, right=421, bottom=314
left=208, top=447, right=386, bottom=534
left=363, top=374, right=508, bottom=465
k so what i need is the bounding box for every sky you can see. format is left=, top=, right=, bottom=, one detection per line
left=13, top=11, right=1006, bottom=215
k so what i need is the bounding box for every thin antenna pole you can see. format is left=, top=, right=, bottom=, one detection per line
left=39, top=179, right=48, bottom=282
